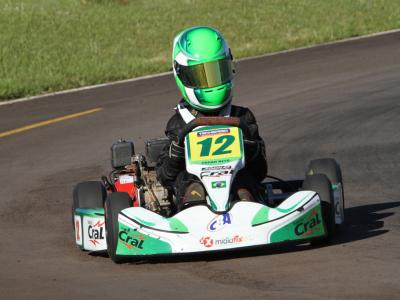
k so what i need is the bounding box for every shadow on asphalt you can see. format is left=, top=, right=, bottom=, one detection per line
left=90, top=201, right=400, bottom=264
left=330, top=200, right=399, bottom=245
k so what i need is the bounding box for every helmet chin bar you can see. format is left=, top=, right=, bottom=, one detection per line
left=183, top=85, right=232, bottom=112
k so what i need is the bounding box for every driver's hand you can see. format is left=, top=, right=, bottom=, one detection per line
left=169, top=141, right=185, bottom=160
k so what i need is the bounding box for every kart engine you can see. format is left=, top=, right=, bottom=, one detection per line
left=126, top=154, right=173, bottom=216
left=108, top=139, right=173, bottom=216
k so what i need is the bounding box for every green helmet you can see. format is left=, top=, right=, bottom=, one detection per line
left=172, top=26, right=235, bottom=111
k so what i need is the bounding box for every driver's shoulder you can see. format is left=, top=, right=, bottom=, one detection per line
left=231, top=105, right=256, bottom=124
left=165, top=110, right=186, bottom=137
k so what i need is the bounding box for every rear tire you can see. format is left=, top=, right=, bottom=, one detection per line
left=303, top=174, right=335, bottom=243
left=105, top=192, right=132, bottom=263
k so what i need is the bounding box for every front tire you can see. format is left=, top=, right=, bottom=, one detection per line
left=303, top=174, right=335, bottom=242
left=105, top=192, right=132, bottom=263
left=306, top=158, right=345, bottom=226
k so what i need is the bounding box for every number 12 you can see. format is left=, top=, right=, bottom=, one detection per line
left=197, top=135, right=235, bottom=157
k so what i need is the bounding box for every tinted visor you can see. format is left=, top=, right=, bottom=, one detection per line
left=175, top=58, right=234, bottom=88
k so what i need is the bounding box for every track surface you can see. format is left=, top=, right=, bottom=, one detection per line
left=1, top=32, right=399, bottom=299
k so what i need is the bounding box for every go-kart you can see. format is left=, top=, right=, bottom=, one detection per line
left=72, top=117, right=344, bottom=263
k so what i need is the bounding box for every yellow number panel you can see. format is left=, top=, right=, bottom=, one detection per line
left=186, top=127, right=243, bottom=165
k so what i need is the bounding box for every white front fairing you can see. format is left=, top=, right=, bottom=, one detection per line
left=117, top=191, right=324, bottom=255
left=184, top=126, right=245, bottom=212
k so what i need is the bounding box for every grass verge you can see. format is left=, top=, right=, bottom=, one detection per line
left=1, top=0, right=399, bottom=100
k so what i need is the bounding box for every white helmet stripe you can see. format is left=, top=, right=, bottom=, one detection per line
left=175, top=51, right=188, bottom=66
left=184, top=86, right=201, bottom=106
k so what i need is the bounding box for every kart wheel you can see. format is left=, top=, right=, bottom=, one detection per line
left=105, top=192, right=131, bottom=263
left=306, top=158, right=345, bottom=226
left=307, top=158, right=342, bottom=183
left=303, top=174, right=335, bottom=242
left=72, top=181, right=107, bottom=227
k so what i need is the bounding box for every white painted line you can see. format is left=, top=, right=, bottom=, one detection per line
left=1, top=28, right=399, bottom=107
left=238, top=28, right=400, bottom=62
left=0, top=71, right=172, bottom=107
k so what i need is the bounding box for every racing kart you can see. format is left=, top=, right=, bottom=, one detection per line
left=72, top=117, right=344, bottom=263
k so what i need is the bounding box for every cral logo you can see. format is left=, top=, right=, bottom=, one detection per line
left=88, top=220, right=105, bottom=239
left=88, top=220, right=105, bottom=246
left=294, top=210, right=321, bottom=236
left=119, top=230, right=144, bottom=249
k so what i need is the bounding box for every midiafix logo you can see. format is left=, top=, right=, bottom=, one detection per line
left=200, top=235, right=244, bottom=248
left=87, top=220, right=105, bottom=246
left=207, top=213, right=232, bottom=232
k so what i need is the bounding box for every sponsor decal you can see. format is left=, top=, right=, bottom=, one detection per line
left=119, top=229, right=145, bottom=250
left=294, top=209, right=321, bottom=236
left=75, top=219, right=80, bottom=242
left=88, top=220, right=105, bottom=246
left=201, top=166, right=231, bottom=171
left=215, top=235, right=243, bottom=245
left=211, top=181, right=226, bottom=189
left=207, top=213, right=231, bottom=232
left=200, top=235, right=245, bottom=248
left=197, top=129, right=230, bottom=137
left=200, top=169, right=233, bottom=179
left=119, top=175, right=134, bottom=184
left=200, top=236, right=214, bottom=248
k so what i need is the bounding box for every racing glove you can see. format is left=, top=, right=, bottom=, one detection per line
left=244, top=139, right=261, bottom=162
left=169, top=141, right=185, bottom=160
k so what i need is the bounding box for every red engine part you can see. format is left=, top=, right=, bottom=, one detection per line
left=114, top=175, right=139, bottom=207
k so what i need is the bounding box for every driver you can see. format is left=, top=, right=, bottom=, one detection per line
left=156, top=26, right=268, bottom=210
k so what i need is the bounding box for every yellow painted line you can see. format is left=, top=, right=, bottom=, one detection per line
left=0, top=107, right=103, bottom=138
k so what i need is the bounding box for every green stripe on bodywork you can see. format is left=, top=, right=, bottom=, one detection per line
left=210, top=198, right=218, bottom=211
left=275, top=192, right=313, bottom=213
left=168, top=217, right=189, bottom=232
left=186, top=134, right=192, bottom=160
left=270, top=204, right=325, bottom=243
left=116, top=223, right=172, bottom=255
left=252, top=206, right=270, bottom=225
left=129, top=216, right=188, bottom=233
left=75, top=208, right=104, bottom=217
left=134, top=216, right=156, bottom=227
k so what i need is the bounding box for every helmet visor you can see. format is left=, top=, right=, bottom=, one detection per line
left=175, top=58, right=234, bottom=88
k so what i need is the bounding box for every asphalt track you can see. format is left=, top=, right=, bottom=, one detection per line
left=1, top=32, right=399, bottom=299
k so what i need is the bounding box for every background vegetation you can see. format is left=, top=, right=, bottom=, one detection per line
left=1, top=0, right=399, bottom=100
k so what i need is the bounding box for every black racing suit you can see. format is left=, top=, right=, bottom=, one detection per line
left=156, top=102, right=268, bottom=205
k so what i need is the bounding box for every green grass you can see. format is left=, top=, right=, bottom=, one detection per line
left=1, top=0, right=399, bottom=100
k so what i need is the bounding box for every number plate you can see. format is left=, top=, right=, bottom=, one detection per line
left=186, top=126, right=243, bottom=165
